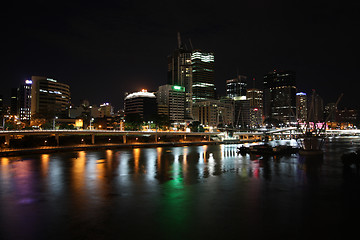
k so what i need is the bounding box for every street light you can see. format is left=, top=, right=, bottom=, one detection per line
left=53, top=116, right=58, bottom=130
left=90, top=118, right=94, bottom=130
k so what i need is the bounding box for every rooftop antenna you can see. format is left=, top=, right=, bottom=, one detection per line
left=253, top=77, right=256, bottom=89
left=189, top=38, right=194, bottom=51
left=177, top=32, right=182, bottom=49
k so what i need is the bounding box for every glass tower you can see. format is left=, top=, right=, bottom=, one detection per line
left=263, top=70, right=296, bottom=124
left=191, top=50, right=215, bottom=102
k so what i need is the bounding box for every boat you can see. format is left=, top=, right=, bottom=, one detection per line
left=237, top=143, right=299, bottom=156
left=297, top=133, right=324, bottom=156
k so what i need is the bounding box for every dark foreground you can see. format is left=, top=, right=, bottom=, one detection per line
left=1, top=137, right=360, bottom=240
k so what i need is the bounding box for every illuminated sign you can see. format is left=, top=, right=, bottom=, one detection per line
left=25, top=80, right=32, bottom=85
left=47, top=78, right=57, bottom=82
left=172, top=85, right=185, bottom=92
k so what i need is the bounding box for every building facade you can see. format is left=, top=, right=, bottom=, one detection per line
left=234, top=98, right=250, bottom=129
left=124, top=89, right=157, bottom=122
left=192, top=100, right=221, bottom=128
left=99, top=103, right=114, bottom=118
left=30, top=76, right=70, bottom=119
left=18, top=80, right=32, bottom=121
left=296, top=92, right=307, bottom=123
left=157, top=85, right=186, bottom=123
left=226, top=75, right=247, bottom=99
left=10, top=88, right=18, bottom=116
left=167, top=34, right=193, bottom=119
left=247, top=89, right=263, bottom=127
left=191, top=50, right=215, bottom=102
left=0, top=95, right=3, bottom=125
left=219, top=97, right=235, bottom=127
left=263, top=70, right=296, bottom=124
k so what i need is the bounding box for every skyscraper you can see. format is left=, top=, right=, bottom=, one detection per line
left=157, top=84, right=186, bottom=123
left=10, top=88, right=18, bottom=116
left=226, top=75, right=247, bottom=99
left=296, top=92, right=307, bottom=123
left=167, top=33, right=193, bottom=119
left=18, top=80, right=32, bottom=121
left=247, top=88, right=263, bottom=127
left=191, top=50, right=215, bottom=102
left=30, top=76, right=70, bottom=119
left=263, top=70, right=296, bottom=124
left=0, top=95, right=3, bottom=125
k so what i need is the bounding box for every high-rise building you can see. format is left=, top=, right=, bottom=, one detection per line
left=30, top=76, right=71, bottom=119
left=124, top=89, right=157, bottom=122
left=336, top=109, right=358, bottom=127
left=0, top=95, right=3, bottom=125
left=18, top=80, right=32, bottom=121
left=99, top=103, right=114, bottom=118
left=168, top=33, right=193, bottom=119
left=226, top=75, right=247, bottom=99
left=247, top=89, right=263, bottom=127
left=157, top=84, right=185, bottom=123
left=219, top=97, right=235, bottom=127
left=10, top=88, right=18, bottom=116
left=191, top=50, right=215, bottom=102
left=296, top=92, right=307, bottom=123
left=192, top=100, right=225, bottom=128
left=234, top=98, right=250, bottom=129
left=324, top=103, right=337, bottom=122
left=263, top=70, right=296, bottom=124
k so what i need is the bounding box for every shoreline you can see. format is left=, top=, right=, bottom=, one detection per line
left=0, top=141, right=231, bottom=157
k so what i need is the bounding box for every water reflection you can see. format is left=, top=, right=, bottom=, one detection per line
left=0, top=144, right=322, bottom=194
left=2, top=140, right=360, bottom=239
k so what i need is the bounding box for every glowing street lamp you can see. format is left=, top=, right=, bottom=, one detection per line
left=53, top=116, right=58, bottom=130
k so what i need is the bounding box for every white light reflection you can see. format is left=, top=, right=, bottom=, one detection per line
left=197, top=145, right=205, bottom=178
left=145, top=148, right=156, bottom=181
left=208, top=153, right=215, bottom=176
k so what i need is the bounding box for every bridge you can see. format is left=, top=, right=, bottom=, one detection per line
left=0, top=130, right=222, bottom=148
left=1, top=127, right=356, bottom=149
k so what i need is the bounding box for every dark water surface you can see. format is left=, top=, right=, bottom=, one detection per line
left=1, top=138, right=360, bottom=240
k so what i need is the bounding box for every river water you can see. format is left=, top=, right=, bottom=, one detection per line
left=1, top=137, right=360, bottom=240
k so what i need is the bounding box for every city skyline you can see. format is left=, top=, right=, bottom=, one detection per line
left=2, top=1, right=359, bottom=109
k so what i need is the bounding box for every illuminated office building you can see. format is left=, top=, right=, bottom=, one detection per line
left=263, top=70, right=296, bottom=124
left=167, top=33, right=193, bottom=119
left=226, top=75, right=247, bottom=99
left=0, top=95, right=3, bottom=123
left=247, top=89, right=263, bottom=127
left=124, top=89, right=157, bottom=122
left=30, top=76, right=70, bottom=119
left=99, top=103, right=114, bottom=118
left=18, top=80, right=32, bottom=121
left=191, top=50, right=215, bottom=102
left=296, top=92, right=307, bottom=122
left=157, top=84, right=185, bottom=123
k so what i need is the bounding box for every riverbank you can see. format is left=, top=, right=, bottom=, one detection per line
left=0, top=140, right=225, bottom=157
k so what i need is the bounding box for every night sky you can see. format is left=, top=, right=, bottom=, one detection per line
left=2, top=0, right=359, bottom=110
